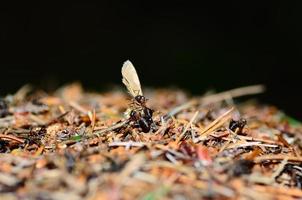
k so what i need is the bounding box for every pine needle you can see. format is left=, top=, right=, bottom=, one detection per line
left=199, top=107, right=234, bottom=136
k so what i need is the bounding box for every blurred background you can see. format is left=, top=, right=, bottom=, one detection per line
left=1, top=1, right=302, bottom=118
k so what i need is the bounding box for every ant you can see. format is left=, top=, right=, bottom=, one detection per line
left=129, top=95, right=155, bottom=133
left=229, top=118, right=247, bottom=134
left=121, top=61, right=156, bottom=133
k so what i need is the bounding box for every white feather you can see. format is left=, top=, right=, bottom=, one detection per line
left=121, top=60, right=143, bottom=97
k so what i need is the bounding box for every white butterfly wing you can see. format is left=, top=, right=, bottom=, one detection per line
left=121, top=60, right=143, bottom=97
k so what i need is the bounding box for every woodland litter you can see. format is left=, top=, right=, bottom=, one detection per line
left=0, top=61, right=301, bottom=200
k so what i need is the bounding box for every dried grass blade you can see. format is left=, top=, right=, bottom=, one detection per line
left=199, top=107, right=234, bottom=136
left=176, top=111, right=199, bottom=143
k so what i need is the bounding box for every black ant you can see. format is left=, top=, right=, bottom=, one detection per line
left=229, top=118, right=247, bottom=134
left=129, top=95, right=155, bottom=133
left=121, top=61, right=156, bottom=133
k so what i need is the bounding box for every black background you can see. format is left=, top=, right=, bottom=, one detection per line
left=2, top=1, right=302, bottom=118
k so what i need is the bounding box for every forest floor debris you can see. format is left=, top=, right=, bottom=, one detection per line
left=0, top=83, right=301, bottom=199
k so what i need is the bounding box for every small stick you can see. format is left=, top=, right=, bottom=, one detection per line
left=69, top=101, right=87, bottom=114
left=0, top=116, right=14, bottom=128
left=253, top=184, right=302, bottom=198
left=29, top=114, right=46, bottom=125
left=226, top=141, right=278, bottom=149
left=13, top=84, right=32, bottom=104
left=176, top=111, right=199, bottom=143
left=93, top=120, right=128, bottom=136
left=119, top=153, right=146, bottom=184
left=200, top=107, right=234, bottom=136
left=200, top=84, right=265, bottom=105
left=0, top=134, right=24, bottom=143
left=88, top=109, right=96, bottom=131
left=271, top=157, right=288, bottom=180
left=237, top=135, right=284, bottom=145
left=164, top=85, right=265, bottom=119
left=132, top=171, right=157, bottom=184
left=156, top=144, right=188, bottom=159
left=164, top=99, right=197, bottom=120
left=255, top=155, right=302, bottom=163
left=108, top=141, right=147, bottom=148
left=146, top=161, right=195, bottom=176
left=222, top=136, right=283, bottom=146
left=249, top=157, right=289, bottom=185
left=165, top=153, right=180, bottom=165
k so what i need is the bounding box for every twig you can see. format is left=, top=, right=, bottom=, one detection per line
left=165, top=153, right=180, bottom=165
left=13, top=84, right=32, bottom=104
left=156, top=144, right=188, bottom=159
left=29, top=114, right=46, bottom=125
left=146, top=161, right=195, bottom=177
left=236, top=135, right=284, bottom=145
left=271, top=157, right=288, bottom=180
left=0, top=134, right=24, bottom=143
left=164, top=85, right=265, bottom=120
left=0, top=116, right=14, bottom=128
left=133, top=171, right=157, bottom=184
left=253, top=185, right=302, bottom=198
left=200, top=84, right=265, bottom=105
left=254, top=155, right=302, bottom=163
left=226, top=141, right=279, bottom=149
left=119, top=153, right=146, bottom=184
left=199, top=107, right=234, bottom=136
left=164, top=99, right=197, bottom=120
left=69, top=101, right=87, bottom=114
left=89, top=109, right=96, bottom=131
left=92, top=120, right=128, bottom=136
left=108, top=141, right=147, bottom=148
left=176, top=111, right=199, bottom=143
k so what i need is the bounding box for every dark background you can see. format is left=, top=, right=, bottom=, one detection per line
left=1, top=1, right=302, bottom=118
